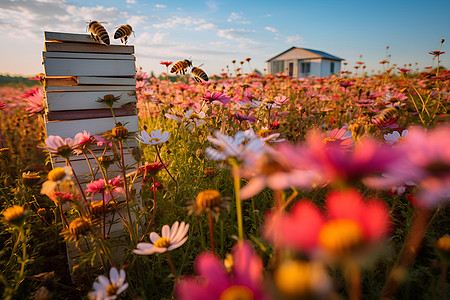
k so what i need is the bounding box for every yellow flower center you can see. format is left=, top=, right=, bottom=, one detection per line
left=274, top=260, right=312, bottom=296
left=154, top=237, right=170, bottom=248
left=106, top=283, right=118, bottom=296
left=3, top=205, right=24, bottom=223
left=257, top=129, right=270, bottom=138
left=48, top=168, right=66, bottom=182
left=148, top=137, right=160, bottom=143
left=56, top=144, right=71, bottom=154
left=397, top=137, right=405, bottom=142
left=437, top=235, right=450, bottom=252
left=196, top=190, right=222, bottom=209
left=318, top=219, right=364, bottom=256
left=219, top=285, right=254, bottom=300
left=322, top=137, right=337, bottom=144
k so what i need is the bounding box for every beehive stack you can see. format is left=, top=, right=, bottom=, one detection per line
left=42, top=31, right=141, bottom=278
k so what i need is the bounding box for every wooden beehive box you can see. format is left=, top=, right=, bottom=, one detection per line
left=42, top=31, right=141, bottom=275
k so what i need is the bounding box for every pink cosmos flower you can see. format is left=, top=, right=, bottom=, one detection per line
left=240, top=150, right=321, bottom=199
left=135, top=70, right=149, bottom=81
left=23, top=87, right=45, bottom=114
left=366, top=125, right=450, bottom=207
left=73, top=131, right=94, bottom=154
left=273, top=95, right=290, bottom=105
left=40, top=135, right=77, bottom=158
left=279, top=130, right=399, bottom=186
left=85, top=175, right=125, bottom=204
left=93, top=135, right=113, bottom=147
left=398, top=68, right=411, bottom=73
left=0, top=102, right=5, bottom=110
left=339, top=81, right=355, bottom=88
left=233, top=113, right=257, bottom=124
left=321, top=127, right=354, bottom=150
left=176, top=240, right=267, bottom=300
left=264, top=189, right=390, bottom=258
left=203, top=91, right=231, bottom=105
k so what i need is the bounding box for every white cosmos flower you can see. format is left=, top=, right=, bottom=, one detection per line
left=384, top=130, right=408, bottom=145
left=165, top=109, right=206, bottom=131
left=88, top=267, right=128, bottom=300
left=205, top=129, right=268, bottom=162
left=134, top=221, right=189, bottom=255
left=136, top=129, right=171, bottom=146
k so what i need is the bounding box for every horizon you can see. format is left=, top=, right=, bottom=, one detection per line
left=0, top=0, right=449, bottom=77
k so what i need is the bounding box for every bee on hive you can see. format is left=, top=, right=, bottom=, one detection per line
left=88, top=21, right=110, bottom=45
left=170, top=59, right=192, bottom=75
left=191, top=66, right=208, bottom=83
left=114, top=24, right=133, bottom=44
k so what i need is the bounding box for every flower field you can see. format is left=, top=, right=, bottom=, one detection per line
left=1, top=47, right=450, bottom=299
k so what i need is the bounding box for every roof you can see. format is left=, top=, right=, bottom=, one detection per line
left=266, top=47, right=344, bottom=62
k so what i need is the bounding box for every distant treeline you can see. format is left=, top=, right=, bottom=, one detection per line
left=0, top=75, right=37, bottom=87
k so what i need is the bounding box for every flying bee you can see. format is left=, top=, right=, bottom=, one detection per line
left=114, top=24, right=133, bottom=45
left=88, top=21, right=110, bottom=45
left=191, top=66, right=208, bottom=83
left=170, top=59, right=192, bottom=75
left=371, top=107, right=399, bottom=127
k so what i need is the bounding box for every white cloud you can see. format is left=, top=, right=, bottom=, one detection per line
left=205, top=1, right=218, bottom=12
left=155, top=4, right=166, bottom=8
left=126, top=0, right=136, bottom=4
left=227, top=12, right=250, bottom=24
left=264, top=26, right=277, bottom=33
left=153, top=16, right=215, bottom=31
left=127, top=15, right=148, bottom=26
left=286, top=34, right=305, bottom=45
left=217, top=28, right=255, bottom=42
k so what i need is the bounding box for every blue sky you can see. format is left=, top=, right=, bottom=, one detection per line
left=0, top=0, right=449, bottom=76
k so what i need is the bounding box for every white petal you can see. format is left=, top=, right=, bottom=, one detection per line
left=168, top=236, right=188, bottom=250
left=161, top=224, right=171, bottom=238
left=150, top=232, right=161, bottom=243
left=169, top=221, right=179, bottom=240
left=97, top=275, right=110, bottom=287
left=109, top=267, right=119, bottom=285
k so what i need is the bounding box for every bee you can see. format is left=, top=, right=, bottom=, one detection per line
left=371, top=107, right=398, bottom=127
left=191, top=66, right=209, bottom=83
left=114, top=24, right=133, bottom=45
left=170, top=59, right=192, bottom=75
left=88, top=21, right=110, bottom=45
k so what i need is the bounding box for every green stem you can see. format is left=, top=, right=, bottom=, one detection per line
left=231, top=161, right=244, bottom=240
left=119, top=140, right=136, bottom=245
left=140, top=176, right=157, bottom=242
left=208, top=212, right=215, bottom=255
left=155, top=145, right=178, bottom=192
left=165, top=252, right=178, bottom=279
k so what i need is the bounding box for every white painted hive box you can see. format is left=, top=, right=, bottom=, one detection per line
left=42, top=31, right=142, bottom=277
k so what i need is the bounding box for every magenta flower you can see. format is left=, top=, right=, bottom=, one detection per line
left=203, top=91, right=231, bottom=105
left=279, top=130, right=399, bottom=186
left=233, top=113, right=256, bottom=124
left=85, top=175, right=124, bottom=204
left=0, top=102, right=5, bottom=110
left=176, top=240, right=267, bottom=300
